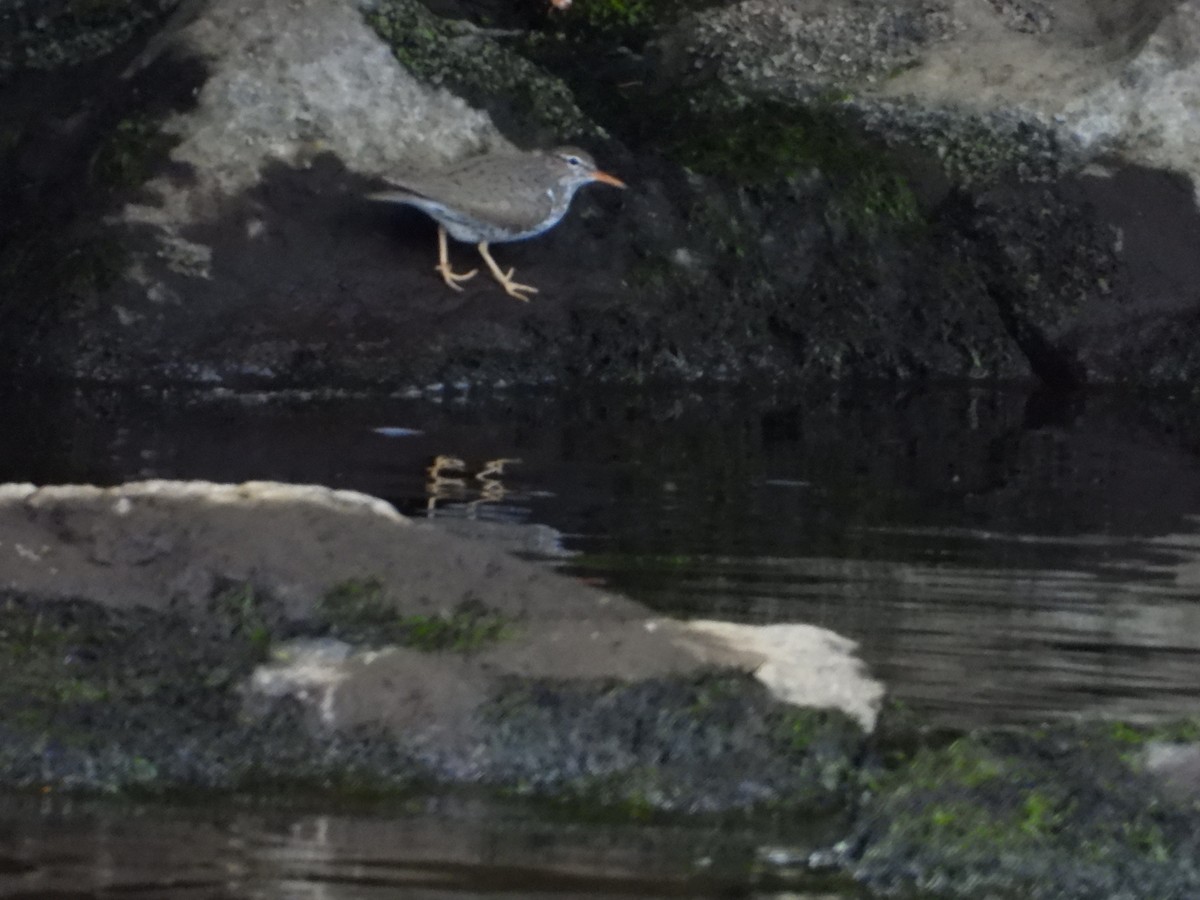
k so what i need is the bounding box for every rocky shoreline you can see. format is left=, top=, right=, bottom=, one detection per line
left=4, top=0, right=1200, bottom=894
left=0, top=479, right=1197, bottom=897
left=3, top=0, right=1200, bottom=390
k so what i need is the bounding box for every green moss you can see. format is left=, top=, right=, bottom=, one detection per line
left=0, top=591, right=434, bottom=795
left=91, top=115, right=178, bottom=190
left=212, top=583, right=272, bottom=656
left=574, top=0, right=655, bottom=33
left=779, top=709, right=828, bottom=753
left=0, top=0, right=166, bottom=81
left=557, top=0, right=693, bottom=44
left=577, top=768, right=668, bottom=820
left=364, top=0, right=601, bottom=142
left=320, top=579, right=514, bottom=652
left=664, top=96, right=924, bottom=236
left=1123, top=821, right=1171, bottom=863
left=684, top=673, right=750, bottom=716
left=322, top=576, right=387, bottom=619
left=0, top=600, right=111, bottom=718
left=1107, top=718, right=1200, bottom=747
left=50, top=678, right=112, bottom=704
left=835, top=167, right=922, bottom=235
left=1018, top=789, right=1065, bottom=838
left=0, top=588, right=284, bottom=742
left=870, top=742, right=1069, bottom=856
left=861, top=722, right=1200, bottom=888
left=401, top=607, right=513, bottom=652
left=922, top=739, right=1004, bottom=788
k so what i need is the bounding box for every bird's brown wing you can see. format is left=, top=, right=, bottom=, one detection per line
left=378, top=157, right=557, bottom=234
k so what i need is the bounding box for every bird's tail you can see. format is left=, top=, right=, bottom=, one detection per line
left=366, top=190, right=421, bottom=204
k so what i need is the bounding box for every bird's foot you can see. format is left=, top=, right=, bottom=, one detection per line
left=495, top=270, right=539, bottom=302
left=475, top=243, right=539, bottom=301
left=436, top=263, right=478, bottom=291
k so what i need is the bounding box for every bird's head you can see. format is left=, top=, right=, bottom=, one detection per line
left=550, top=146, right=627, bottom=191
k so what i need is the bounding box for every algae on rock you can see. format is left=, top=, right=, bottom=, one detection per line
left=365, top=0, right=603, bottom=144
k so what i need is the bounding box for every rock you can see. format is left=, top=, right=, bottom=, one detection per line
left=5, top=0, right=1200, bottom=388
left=0, top=479, right=874, bottom=810
left=676, top=620, right=885, bottom=731
left=1143, top=740, right=1200, bottom=802
left=848, top=721, right=1200, bottom=899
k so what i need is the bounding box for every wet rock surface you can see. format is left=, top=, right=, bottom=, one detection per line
left=0, top=477, right=1197, bottom=896
left=0, top=479, right=878, bottom=813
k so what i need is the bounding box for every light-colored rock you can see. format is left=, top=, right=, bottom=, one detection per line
left=0, top=480, right=599, bottom=620
left=0, top=479, right=883, bottom=740
left=676, top=620, right=885, bottom=731
left=1061, top=3, right=1200, bottom=200
left=674, top=0, right=1200, bottom=196
left=120, top=0, right=505, bottom=261
left=1143, top=740, right=1200, bottom=801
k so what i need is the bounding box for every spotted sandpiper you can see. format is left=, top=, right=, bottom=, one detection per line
left=370, top=146, right=626, bottom=301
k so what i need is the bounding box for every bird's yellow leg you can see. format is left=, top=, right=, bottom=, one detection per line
left=477, top=242, right=539, bottom=302
left=435, top=226, right=477, bottom=290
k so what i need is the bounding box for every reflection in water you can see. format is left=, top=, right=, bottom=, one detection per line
left=3, top=382, right=1200, bottom=728
left=425, top=455, right=523, bottom=518
left=0, top=794, right=845, bottom=899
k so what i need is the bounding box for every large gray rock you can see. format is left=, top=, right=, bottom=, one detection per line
left=0, top=480, right=884, bottom=739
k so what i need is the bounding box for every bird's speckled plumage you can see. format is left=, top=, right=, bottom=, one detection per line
left=369, top=145, right=625, bottom=300
left=371, top=146, right=616, bottom=243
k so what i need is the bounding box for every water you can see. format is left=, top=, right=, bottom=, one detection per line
left=3, top=381, right=1200, bottom=729
left=3, top=380, right=1200, bottom=896
left=0, top=792, right=849, bottom=898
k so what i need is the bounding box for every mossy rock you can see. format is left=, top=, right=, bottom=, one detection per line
left=0, top=588, right=426, bottom=794
left=661, top=94, right=924, bottom=236
left=364, top=0, right=601, bottom=145
left=90, top=113, right=178, bottom=190
left=482, top=673, right=865, bottom=814
left=0, top=0, right=176, bottom=83
left=318, top=577, right=515, bottom=652
left=850, top=722, right=1200, bottom=898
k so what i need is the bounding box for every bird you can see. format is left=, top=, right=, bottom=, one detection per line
left=369, top=146, right=626, bottom=301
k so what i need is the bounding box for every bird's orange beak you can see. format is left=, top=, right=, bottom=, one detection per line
left=591, top=170, right=627, bottom=189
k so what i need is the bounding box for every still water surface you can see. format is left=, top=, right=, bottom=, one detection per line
left=4, top=381, right=1199, bottom=729
left=0, top=792, right=848, bottom=898
left=2, top=381, right=1199, bottom=897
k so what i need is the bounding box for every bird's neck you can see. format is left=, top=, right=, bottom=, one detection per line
left=550, top=181, right=584, bottom=216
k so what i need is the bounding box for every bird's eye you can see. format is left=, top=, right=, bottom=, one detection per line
left=566, top=156, right=581, bottom=166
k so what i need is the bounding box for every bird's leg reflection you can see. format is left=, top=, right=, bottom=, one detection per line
left=425, top=455, right=469, bottom=515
